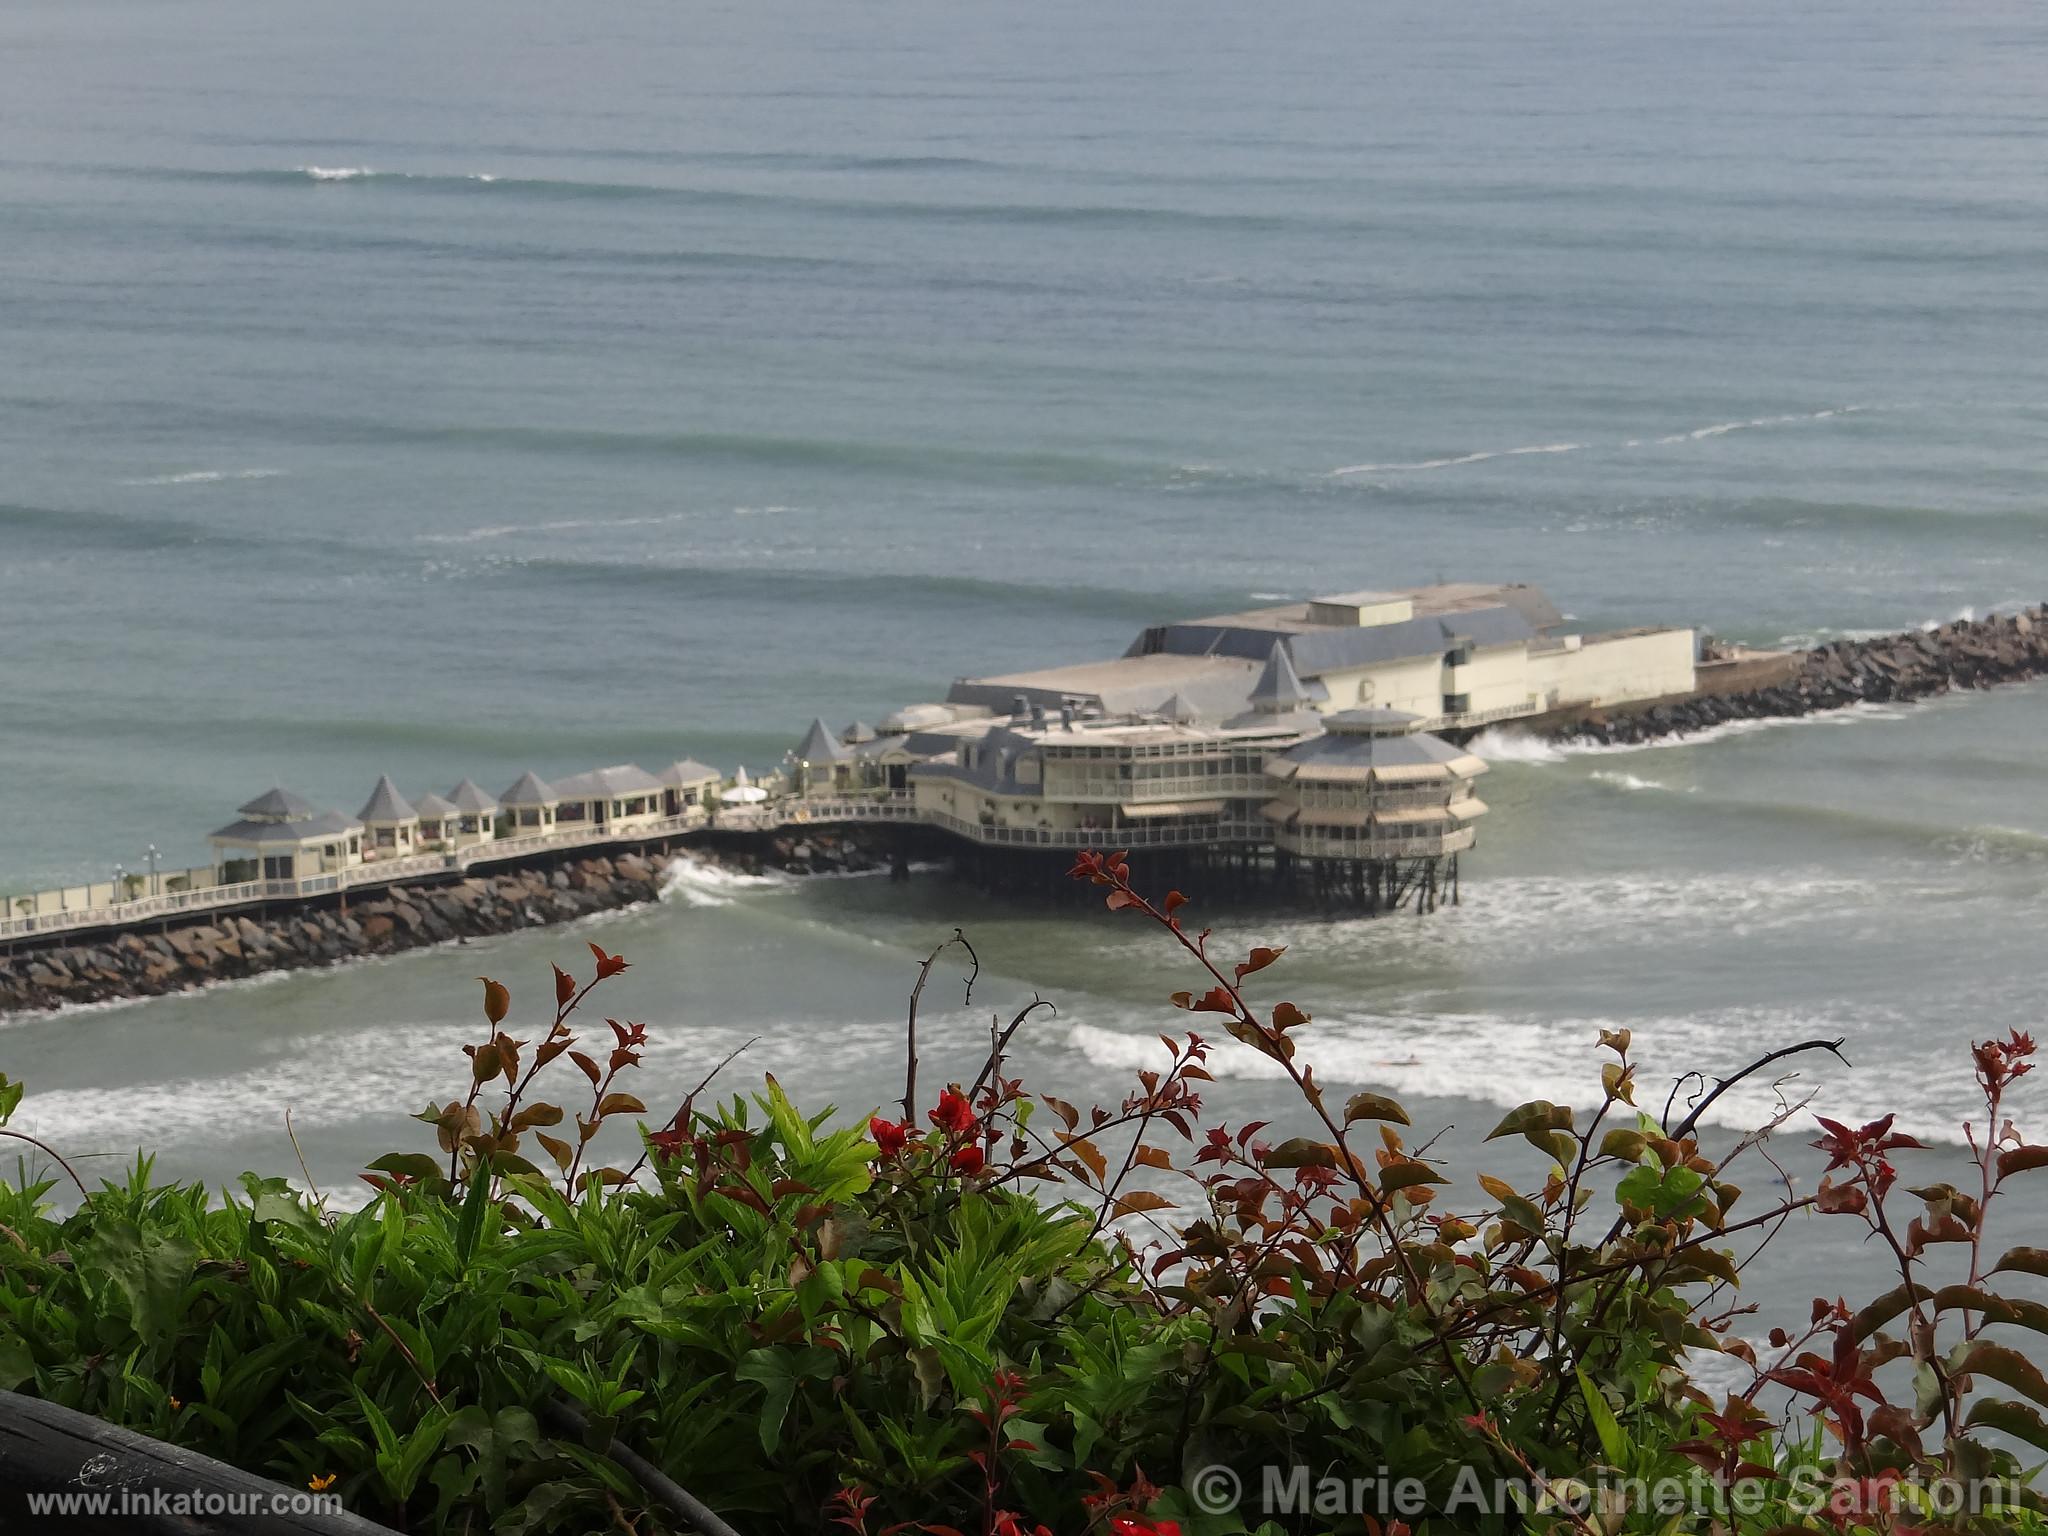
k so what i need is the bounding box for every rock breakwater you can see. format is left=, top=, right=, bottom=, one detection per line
left=0, top=853, right=673, bottom=1016
left=1557, top=605, right=2048, bottom=748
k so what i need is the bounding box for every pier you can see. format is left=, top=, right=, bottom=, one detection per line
left=8, top=583, right=2044, bottom=1009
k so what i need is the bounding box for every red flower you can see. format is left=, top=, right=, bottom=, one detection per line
left=928, top=1088, right=976, bottom=1137
left=949, top=1143, right=986, bottom=1177
left=1108, top=1520, right=1180, bottom=1536
left=868, top=1117, right=910, bottom=1158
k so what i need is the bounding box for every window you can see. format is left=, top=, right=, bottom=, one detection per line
left=1443, top=693, right=1471, bottom=715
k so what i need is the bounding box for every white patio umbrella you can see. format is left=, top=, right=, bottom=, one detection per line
left=719, top=765, right=768, bottom=804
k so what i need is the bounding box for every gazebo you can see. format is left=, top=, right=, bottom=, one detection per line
left=442, top=779, right=500, bottom=848
left=552, top=765, right=666, bottom=833
left=789, top=717, right=852, bottom=797
left=358, top=775, right=420, bottom=859
left=500, top=771, right=561, bottom=835
left=412, top=791, right=459, bottom=847
left=210, top=788, right=364, bottom=885
left=657, top=759, right=722, bottom=817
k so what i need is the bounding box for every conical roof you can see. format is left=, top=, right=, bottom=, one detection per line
left=499, top=770, right=558, bottom=806
left=793, top=717, right=850, bottom=764
left=841, top=720, right=877, bottom=744
left=658, top=758, right=722, bottom=786
left=1248, top=642, right=1313, bottom=713
left=412, top=791, right=458, bottom=818
left=444, top=778, right=499, bottom=814
left=237, top=787, right=320, bottom=822
left=357, top=774, right=416, bottom=824
left=1157, top=692, right=1200, bottom=724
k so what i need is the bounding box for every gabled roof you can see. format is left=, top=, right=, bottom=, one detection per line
left=358, top=775, right=416, bottom=824
left=238, top=787, right=320, bottom=822
left=657, top=758, right=722, bottom=787
left=412, top=791, right=459, bottom=819
left=499, top=771, right=559, bottom=807
left=793, top=717, right=850, bottom=764
left=554, top=764, right=665, bottom=798
left=445, top=778, right=499, bottom=814
left=1248, top=643, right=1314, bottom=713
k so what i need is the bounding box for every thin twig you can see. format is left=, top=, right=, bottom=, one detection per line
left=622, top=1036, right=759, bottom=1184
left=903, top=929, right=976, bottom=1120
left=0, top=1128, right=89, bottom=1200
left=1665, top=1038, right=1849, bottom=1141
left=284, top=1106, right=327, bottom=1215
left=543, top=1399, right=743, bottom=1536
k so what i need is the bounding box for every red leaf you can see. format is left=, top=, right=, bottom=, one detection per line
left=553, top=964, right=576, bottom=1008
left=587, top=942, right=629, bottom=979
left=1236, top=945, right=1285, bottom=981
left=478, top=977, right=510, bottom=1025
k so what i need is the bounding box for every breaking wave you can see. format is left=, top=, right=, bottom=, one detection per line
left=1469, top=702, right=1909, bottom=763
left=659, top=853, right=791, bottom=909
left=1064, top=1001, right=1971, bottom=1146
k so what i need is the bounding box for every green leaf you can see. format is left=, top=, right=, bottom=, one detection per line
left=1577, top=1370, right=1628, bottom=1465
left=1948, top=1340, right=2048, bottom=1408
left=1263, top=1138, right=1337, bottom=1169
left=81, top=1219, right=195, bottom=1345
left=1989, top=1246, right=2048, bottom=1280
left=454, top=1168, right=493, bottom=1272
left=1965, top=1398, right=2048, bottom=1454
left=1343, top=1092, right=1410, bottom=1126
left=735, top=1347, right=835, bottom=1456
left=0, top=1333, right=34, bottom=1392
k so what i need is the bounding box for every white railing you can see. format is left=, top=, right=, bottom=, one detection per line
left=0, top=809, right=713, bottom=944
left=918, top=811, right=1266, bottom=851
left=0, top=782, right=1482, bottom=946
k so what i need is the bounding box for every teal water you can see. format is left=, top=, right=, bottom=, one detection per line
left=3, top=0, right=2047, bottom=1326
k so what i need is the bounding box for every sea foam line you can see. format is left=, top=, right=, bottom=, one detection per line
left=1332, top=405, right=1874, bottom=477
left=1328, top=442, right=1581, bottom=476
left=121, top=468, right=284, bottom=486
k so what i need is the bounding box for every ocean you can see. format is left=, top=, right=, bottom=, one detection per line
left=3, top=0, right=2046, bottom=1325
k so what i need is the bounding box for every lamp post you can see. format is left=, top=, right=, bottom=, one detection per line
left=146, top=844, right=160, bottom=897
left=112, top=863, right=125, bottom=906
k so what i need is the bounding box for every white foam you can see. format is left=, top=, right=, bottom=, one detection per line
left=658, top=852, right=792, bottom=909
left=418, top=509, right=711, bottom=544
left=1064, top=1000, right=1974, bottom=1147
left=1588, top=769, right=1686, bottom=793
left=1328, top=442, right=1581, bottom=477
left=298, top=165, right=374, bottom=181
left=1470, top=701, right=1907, bottom=764
left=1653, top=405, right=1870, bottom=446
left=121, top=468, right=283, bottom=486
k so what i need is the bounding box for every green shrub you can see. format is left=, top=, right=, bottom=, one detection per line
left=0, top=857, right=2043, bottom=1536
